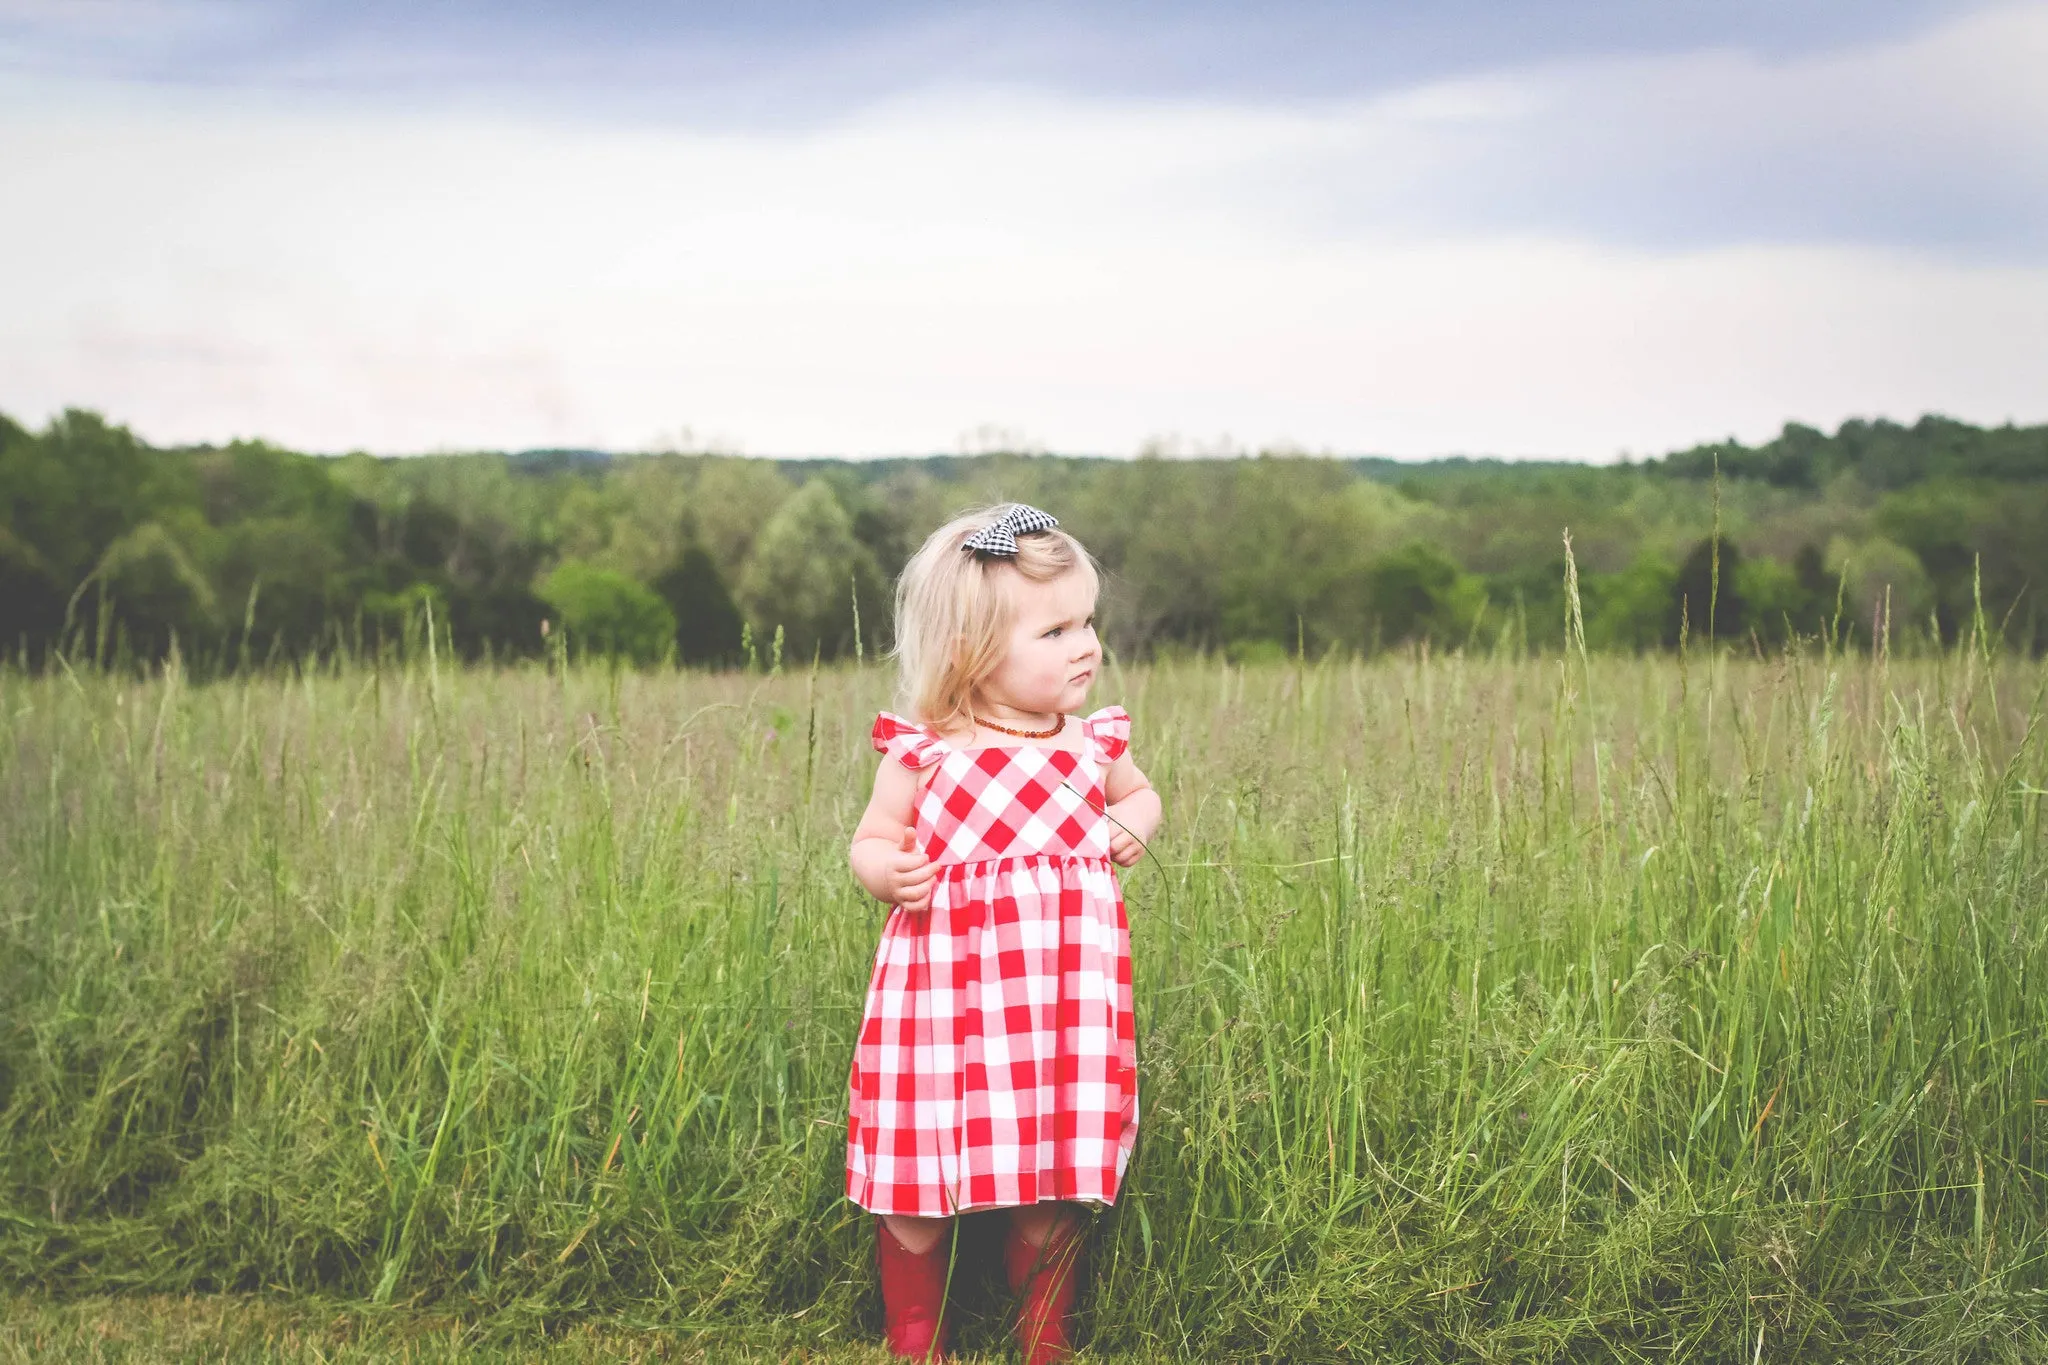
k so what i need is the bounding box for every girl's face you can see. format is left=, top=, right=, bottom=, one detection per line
left=976, top=569, right=1101, bottom=721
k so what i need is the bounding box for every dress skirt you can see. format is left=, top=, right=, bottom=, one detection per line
left=846, top=851, right=1139, bottom=1217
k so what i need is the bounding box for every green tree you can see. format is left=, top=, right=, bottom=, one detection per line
left=1484, top=560, right=1570, bottom=653
left=1219, top=467, right=1416, bottom=653
left=737, top=481, right=884, bottom=661
left=1586, top=554, right=1679, bottom=651
left=1081, top=457, right=1230, bottom=649
left=1793, top=543, right=1835, bottom=628
left=1672, top=538, right=1746, bottom=644
left=7, top=402, right=2048, bottom=671
left=1828, top=536, right=1931, bottom=643
left=0, top=524, right=64, bottom=660
left=0, top=410, right=179, bottom=585
left=537, top=562, right=676, bottom=665
left=76, top=521, right=219, bottom=661
left=694, top=460, right=796, bottom=580
left=1876, top=483, right=1985, bottom=641
left=654, top=545, right=745, bottom=666
left=1363, top=542, right=1484, bottom=648
left=205, top=518, right=345, bottom=660
left=1734, top=556, right=1805, bottom=646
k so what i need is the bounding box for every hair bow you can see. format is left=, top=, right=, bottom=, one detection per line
left=961, top=503, right=1059, bottom=557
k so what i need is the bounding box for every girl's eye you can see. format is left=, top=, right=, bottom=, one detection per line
left=1043, top=627, right=1063, bottom=638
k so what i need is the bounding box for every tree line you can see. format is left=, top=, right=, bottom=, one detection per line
left=3, top=408, right=2043, bottom=673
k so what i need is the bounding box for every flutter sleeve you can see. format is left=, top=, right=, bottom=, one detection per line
left=1084, top=705, right=1132, bottom=763
left=871, top=711, right=949, bottom=770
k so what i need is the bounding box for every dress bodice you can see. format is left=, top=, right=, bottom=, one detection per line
left=871, top=708, right=1131, bottom=867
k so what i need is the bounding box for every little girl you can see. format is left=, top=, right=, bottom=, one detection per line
left=847, top=503, right=1161, bottom=1363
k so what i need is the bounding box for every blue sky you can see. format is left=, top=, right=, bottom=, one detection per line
left=2, top=1, right=2043, bottom=455
left=2, top=2, right=1978, bottom=107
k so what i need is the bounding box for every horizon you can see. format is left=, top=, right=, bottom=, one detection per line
left=45, top=405, right=2022, bottom=469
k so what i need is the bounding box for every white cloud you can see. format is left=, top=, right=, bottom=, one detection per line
left=1163, top=3, right=2048, bottom=257
left=1, top=7, right=2044, bottom=456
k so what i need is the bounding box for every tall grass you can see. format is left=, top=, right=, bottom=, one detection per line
left=1, top=639, right=2044, bottom=1360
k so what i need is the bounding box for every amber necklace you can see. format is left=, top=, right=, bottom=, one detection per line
left=972, top=711, right=1065, bottom=740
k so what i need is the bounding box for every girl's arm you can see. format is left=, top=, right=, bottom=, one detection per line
left=849, top=759, right=938, bottom=912
left=1101, top=751, right=1162, bottom=868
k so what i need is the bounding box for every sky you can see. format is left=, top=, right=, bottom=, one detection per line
left=2, top=1, right=2044, bottom=458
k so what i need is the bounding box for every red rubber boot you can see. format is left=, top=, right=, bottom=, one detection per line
left=1005, top=1214, right=1082, bottom=1365
left=875, top=1219, right=952, bottom=1361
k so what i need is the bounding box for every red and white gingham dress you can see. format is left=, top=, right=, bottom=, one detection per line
left=847, top=706, right=1140, bottom=1217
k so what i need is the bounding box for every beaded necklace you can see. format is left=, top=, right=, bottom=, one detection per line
left=971, top=712, right=1065, bottom=740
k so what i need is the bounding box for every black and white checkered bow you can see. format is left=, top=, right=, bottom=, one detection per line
left=961, top=503, right=1059, bottom=557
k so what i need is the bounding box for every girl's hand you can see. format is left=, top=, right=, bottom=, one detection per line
left=884, top=827, right=937, bottom=913
left=1102, top=763, right=1161, bottom=869
left=1108, top=827, right=1146, bottom=867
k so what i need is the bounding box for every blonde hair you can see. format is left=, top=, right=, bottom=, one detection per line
left=892, top=506, right=1099, bottom=735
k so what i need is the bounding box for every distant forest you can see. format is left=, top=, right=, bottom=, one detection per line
left=3, top=409, right=2045, bottom=673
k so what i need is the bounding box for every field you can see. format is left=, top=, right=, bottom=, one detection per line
left=2, top=641, right=2045, bottom=1361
